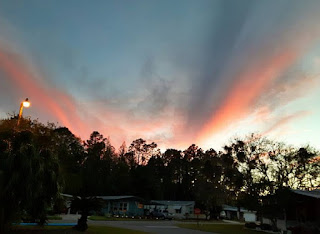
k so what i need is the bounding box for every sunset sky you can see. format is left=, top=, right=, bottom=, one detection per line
left=1, top=0, right=320, bottom=151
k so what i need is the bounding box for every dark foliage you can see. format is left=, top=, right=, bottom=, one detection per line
left=70, top=196, right=103, bottom=231
left=1, top=116, right=319, bottom=232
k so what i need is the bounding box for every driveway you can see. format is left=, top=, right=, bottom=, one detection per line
left=88, top=220, right=215, bottom=234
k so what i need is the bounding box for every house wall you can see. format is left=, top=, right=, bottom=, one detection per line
left=102, top=200, right=144, bottom=216
left=262, top=217, right=272, bottom=225
left=128, top=201, right=144, bottom=216
left=225, top=211, right=238, bottom=220
left=183, top=205, right=194, bottom=216
left=145, top=203, right=195, bottom=219
left=167, top=204, right=194, bottom=219
left=316, top=200, right=320, bottom=223
left=276, top=219, right=286, bottom=231
left=243, top=212, right=256, bottom=222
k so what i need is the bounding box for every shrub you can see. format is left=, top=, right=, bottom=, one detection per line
left=245, top=222, right=256, bottom=229
left=260, top=223, right=272, bottom=230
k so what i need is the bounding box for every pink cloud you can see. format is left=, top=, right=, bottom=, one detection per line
left=197, top=50, right=297, bottom=145
left=0, top=49, right=80, bottom=131
left=261, top=110, right=312, bottom=136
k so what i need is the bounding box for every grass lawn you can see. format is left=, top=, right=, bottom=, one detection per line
left=88, top=215, right=153, bottom=221
left=10, top=225, right=147, bottom=234
left=47, top=215, right=63, bottom=220
left=177, top=223, right=261, bottom=234
left=179, top=219, right=226, bottom=224
left=88, top=215, right=109, bottom=221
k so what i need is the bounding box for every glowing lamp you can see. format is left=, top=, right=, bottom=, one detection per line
left=17, top=98, right=31, bottom=126
left=23, top=98, right=30, bottom=108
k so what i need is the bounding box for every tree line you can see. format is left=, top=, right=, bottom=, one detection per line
left=0, top=116, right=319, bottom=231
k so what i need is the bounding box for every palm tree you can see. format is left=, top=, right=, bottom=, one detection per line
left=70, top=196, right=103, bottom=231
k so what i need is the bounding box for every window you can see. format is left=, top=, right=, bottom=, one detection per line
left=123, top=202, right=128, bottom=212
left=113, top=202, right=119, bottom=212
left=118, top=202, right=128, bottom=212
left=173, top=206, right=182, bottom=214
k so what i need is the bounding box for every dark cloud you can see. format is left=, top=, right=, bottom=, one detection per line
left=179, top=0, right=255, bottom=127
left=136, top=57, right=172, bottom=117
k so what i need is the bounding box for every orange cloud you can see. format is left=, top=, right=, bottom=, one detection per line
left=0, top=48, right=86, bottom=137
left=81, top=101, right=186, bottom=149
left=0, top=47, right=187, bottom=150
left=195, top=1, right=320, bottom=149
left=197, top=50, right=298, bottom=146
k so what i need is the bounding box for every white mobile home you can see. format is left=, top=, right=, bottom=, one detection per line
left=145, top=200, right=195, bottom=219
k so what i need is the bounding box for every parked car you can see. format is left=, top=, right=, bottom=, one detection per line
left=149, top=210, right=173, bottom=220
left=150, top=210, right=165, bottom=219
left=149, top=210, right=174, bottom=220
left=162, top=210, right=174, bottom=220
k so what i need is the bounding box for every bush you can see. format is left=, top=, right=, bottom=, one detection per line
left=245, top=222, right=256, bottom=229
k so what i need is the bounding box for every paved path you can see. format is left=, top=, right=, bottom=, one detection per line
left=88, top=220, right=215, bottom=234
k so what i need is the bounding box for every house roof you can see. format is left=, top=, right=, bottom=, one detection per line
left=60, top=194, right=144, bottom=201
left=96, top=195, right=144, bottom=201
left=60, top=193, right=73, bottom=198
left=222, top=205, right=256, bottom=213
left=60, top=193, right=81, bottom=199
left=151, top=200, right=195, bottom=206
left=291, top=189, right=320, bottom=199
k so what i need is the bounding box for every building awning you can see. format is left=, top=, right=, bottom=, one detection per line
left=291, top=189, right=320, bottom=199
left=173, top=206, right=182, bottom=209
left=151, top=200, right=195, bottom=206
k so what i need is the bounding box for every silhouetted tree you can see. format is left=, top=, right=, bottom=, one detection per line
left=0, top=118, right=61, bottom=231
left=71, top=196, right=103, bottom=231
left=128, top=139, right=160, bottom=165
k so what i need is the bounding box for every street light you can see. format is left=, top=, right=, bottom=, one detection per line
left=17, top=98, right=30, bottom=125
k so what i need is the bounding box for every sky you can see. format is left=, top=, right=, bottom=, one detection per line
left=0, top=0, right=320, bottom=151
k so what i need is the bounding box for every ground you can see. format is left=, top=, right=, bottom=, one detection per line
left=10, top=225, right=146, bottom=234
left=88, top=216, right=155, bottom=221
left=88, top=220, right=212, bottom=234
left=177, top=223, right=262, bottom=234
left=10, top=217, right=262, bottom=234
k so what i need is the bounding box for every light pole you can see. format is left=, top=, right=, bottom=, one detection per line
left=17, top=98, right=30, bottom=126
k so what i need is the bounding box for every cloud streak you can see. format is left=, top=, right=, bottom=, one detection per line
left=197, top=50, right=297, bottom=144
left=0, top=45, right=86, bottom=136
left=262, top=111, right=312, bottom=136
left=1, top=1, right=320, bottom=150
left=0, top=42, right=186, bottom=149
left=194, top=0, right=320, bottom=148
